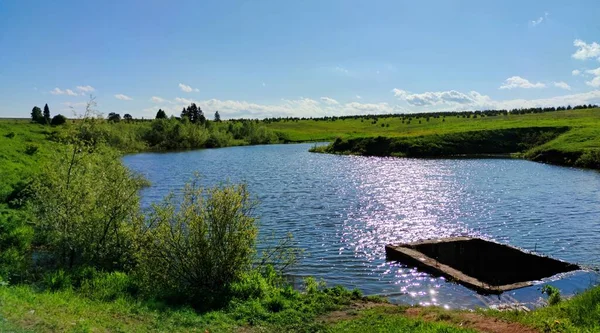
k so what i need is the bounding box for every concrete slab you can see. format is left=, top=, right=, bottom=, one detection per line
left=385, top=237, right=580, bottom=294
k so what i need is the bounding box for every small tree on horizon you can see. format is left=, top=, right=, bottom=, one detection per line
left=51, top=114, right=67, bottom=126
left=123, top=114, right=133, bottom=121
left=214, top=111, right=221, bottom=122
left=43, top=104, right=51, bottom=124
left=156, top=109, right=167, bottom=119
left=31, top=106, right=43, bottom=123
left=107, top=112, right=121, bottom=122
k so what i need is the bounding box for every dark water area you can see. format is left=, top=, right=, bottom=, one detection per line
left=123, top=143, right=600, bottom=309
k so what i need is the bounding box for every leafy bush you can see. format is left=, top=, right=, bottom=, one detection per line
left=31, top=144, right=148, bottom=271
left=136, top=178, right=258, bottom=307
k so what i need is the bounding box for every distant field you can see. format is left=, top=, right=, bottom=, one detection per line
left=265, top=108, right=600, bottom=169
left=265, top=108, right=600, bottom=149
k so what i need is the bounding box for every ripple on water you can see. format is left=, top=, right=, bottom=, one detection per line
left=123, top=143, right=600, bottom=309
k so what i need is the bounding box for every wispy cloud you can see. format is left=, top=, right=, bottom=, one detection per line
left=179, top=83, right=199, bottom=93
left=333, top=66, right=350, bottom=75
left=553, top=81, right=571, bottom=90
left=150, top=96, right=168, bottom=103
left=76, top=85, right=95, bottom=93
left=50, top=87, right=78, bottom=96
left=499, top=76, right=546, bottom=89
left=174, top=97, right=194, bottom=104
left=572, top=69, right=582, bottom=76
left=320, top=97, right=339, bottom=105
left=530, top=12, right=548, bottom=27
left=115, top=94, right=133, bottom=101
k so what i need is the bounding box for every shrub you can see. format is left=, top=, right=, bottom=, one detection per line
left=51, top=114, right=67, bottom=126
left=136, top=178, right=258, bottom=307
left=31, top=144, right=148, bottom=271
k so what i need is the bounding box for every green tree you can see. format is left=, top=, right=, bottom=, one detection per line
left=30, top=106, right=43, bottom=123
left=123, top=114, right=133, bottom=121
left=107, top=112, right=121, bottom=122
left=180, top=107, right=189, bottom=121
left=43, top=104, right=51, bottom=124
left=51, top=114, right=67, bottom=126
left=155, top=109, right=167, bottom=119
left=214, top=110, right=221, bottom=122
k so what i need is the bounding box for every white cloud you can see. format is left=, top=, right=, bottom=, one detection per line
left=139, top=96, right=403, bottom=119
left=572, top=39, right=600, bottom=61
left=553, top=81, right=571, bottom=90
left=320, top=97, right=339, bottom=105
left=531, top=17, right=543, bottom=26
left=530, top=12, right=548, bottom=27
left=393, top=87, right=600, bottom=111
left=76, top=85, right=95, bottom=93
left=50, top=87, right=78, bottom=96
left=179, top=83, right=199, bottom=93
left=585, top=67, right=600, bottom=87
left=355, top=95, right=362, bottom=99
left=572, top=69, right=581, bottom=76
left=586, top=67, right=600, bottom=76
left=150, top=96, right=168, bottom=103
left=393, top=89, right=492, bottom=107
left=499, top=76, right=546, bottom=89
left=587, top=77, right=600, bottom=88
left=174, top=97, right=194, bottom=104
left=114, top=94, right=133, bottom=101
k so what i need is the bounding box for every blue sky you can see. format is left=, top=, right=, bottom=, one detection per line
left=1, top=0, right=600, bottom=119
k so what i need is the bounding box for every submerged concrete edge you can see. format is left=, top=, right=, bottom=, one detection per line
left=385, top=237, right=581, bottom=294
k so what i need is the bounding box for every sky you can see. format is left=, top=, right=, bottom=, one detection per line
left=1, top=0, right=600, bottom=119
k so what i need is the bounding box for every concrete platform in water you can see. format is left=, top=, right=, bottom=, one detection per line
left=385, top=237, right=580, bottom=294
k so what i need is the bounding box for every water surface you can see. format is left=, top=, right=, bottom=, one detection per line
left=123, top=143, right=600, bottom=309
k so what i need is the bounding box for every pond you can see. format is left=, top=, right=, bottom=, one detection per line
left=123, top=143, right=600, bottom=309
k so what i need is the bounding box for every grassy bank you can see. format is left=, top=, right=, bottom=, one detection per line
left=1, top=283, right=600, bottom=332
left=284, top=109, right=600, bottom=169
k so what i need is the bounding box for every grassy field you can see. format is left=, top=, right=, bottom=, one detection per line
left=0, top=120, right=58, bottom=203
left=265, top=109, right=600, bottom=168
left=265, top=108, right=600, bottom=145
